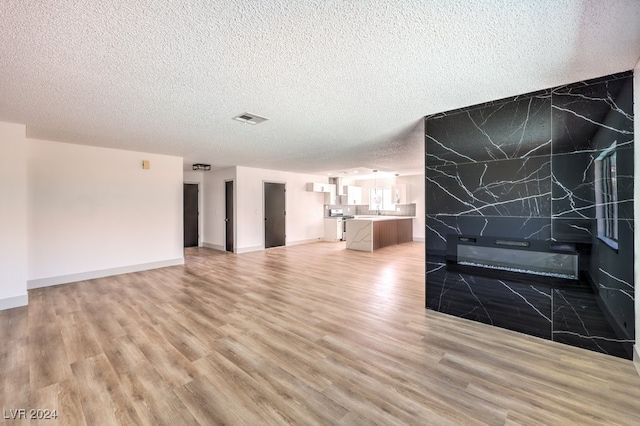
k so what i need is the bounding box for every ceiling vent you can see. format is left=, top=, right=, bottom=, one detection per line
left=232, top=112, right=269, bottom=125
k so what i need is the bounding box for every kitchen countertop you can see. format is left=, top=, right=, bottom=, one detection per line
left=350, top=216, right=415, bottom=221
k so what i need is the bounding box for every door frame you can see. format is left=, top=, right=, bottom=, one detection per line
left=183, top=181, right=202, bottom=247
left=263, top=180, right=286, bottom=249
left=224, top=179, right=236, bottom=253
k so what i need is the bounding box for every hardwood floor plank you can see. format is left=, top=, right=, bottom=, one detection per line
left=102, top=335, right=198, bottom=426
left=27, top=290, right=57, bottom=328
left=50, top=380, right=87, bottom=426
left=2, top=242, right=640, bottom=424
left=120, top=320, right=197, bottom=388
left=322, top=354, right=507, bottom=425
left=0, top=307, right=28, bottom=342
left=59, top=318, right=103, bottom=365
left=176, top=375, right=266, bottom=425
left=71, top=354, right=142, bottom=425
left=212, top=335, right=349, bottom=424
left=28, top=323, right=72, bottom=392
left=1, top=337, right=30, bottom=418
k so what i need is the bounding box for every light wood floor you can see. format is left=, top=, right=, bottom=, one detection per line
left=2, top=242, right=640, bottom=425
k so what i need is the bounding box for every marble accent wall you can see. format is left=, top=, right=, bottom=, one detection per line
left=425, top=71, right=634, bottom=358
left=552, top=75, right=635, bottom=341
left=426, top=91, right=552, bottom=255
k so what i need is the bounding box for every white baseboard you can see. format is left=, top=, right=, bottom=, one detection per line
left=634, top=345, right=640, bottom=377
left=27, top=258, right=184, bottom=289
left=237, top=245, right=264, bottom=254
left=413, top=237, right=425, bottom=242
left=287, top=238, right=322, bottom=246
left=0, top=293, right=28, bottom=311
left=203, top=242, right=225, bottom=251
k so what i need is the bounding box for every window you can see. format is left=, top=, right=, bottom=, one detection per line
left=369, top=188, right=394, bottom=212
left=595, top=143, right=618, bottom=249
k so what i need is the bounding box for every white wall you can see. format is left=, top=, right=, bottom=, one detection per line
left=634, top=58, right=640, bottom=374
left=27, top=139, right=184, bottom=288
left=0, top=122, right=28, bottom=309
left=235, top=166, right=326, bottom=253
left=184, top=170, right=205, bottom=247
left=202, top=167, right=236, bottom=251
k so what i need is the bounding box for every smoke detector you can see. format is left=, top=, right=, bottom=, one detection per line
left=232, top=113, right=269, bottom=125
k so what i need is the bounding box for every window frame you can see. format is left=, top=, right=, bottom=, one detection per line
left=595, top=142, right=618, bottom=250
left=369, top=188, right=395, bottom=212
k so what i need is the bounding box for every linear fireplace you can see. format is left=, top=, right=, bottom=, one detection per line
left=447, top=235, right=579, bottom=280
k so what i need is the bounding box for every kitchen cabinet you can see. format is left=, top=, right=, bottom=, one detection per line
left=343, top=185, right=362, bottom=205
left=307, top=182, right=336, bottom=204
left=324, top=217, right=343, bottom=241
left=307, top=182, right=332, bottom=193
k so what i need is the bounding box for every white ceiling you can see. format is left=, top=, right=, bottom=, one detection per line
left=1, top=1, right=639, bottom=175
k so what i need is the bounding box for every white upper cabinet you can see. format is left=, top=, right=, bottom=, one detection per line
left=343, top=185, right=362, bottom=205
left=307, top=182, right=331, bottom=193
left=307, top=182, right=336, bottom=204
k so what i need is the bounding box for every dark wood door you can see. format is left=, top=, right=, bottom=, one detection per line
left=183, top=183, right=198, bottom=247
left=225, top=180, right=234, bottom=252
left=264, top=182, right=285, bottom=249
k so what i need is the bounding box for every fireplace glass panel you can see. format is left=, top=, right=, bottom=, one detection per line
left=457, top=245, right=578, bottom=279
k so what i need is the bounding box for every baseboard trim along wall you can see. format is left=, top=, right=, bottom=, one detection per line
left=203, top=242, right=225, bottom=251
left=634, top=345, right=640, bottom=377
left=27, top=258, right=185, bottom=289
left=286, top=238, right=322, bottom=247
left=413, top=237, right=425, bottom=242
left=237, top=245, right=264, bottom=254
left=0, top=294, right=29, bottom=311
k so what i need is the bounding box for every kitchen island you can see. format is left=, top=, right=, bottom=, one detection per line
left=345, top=216, right=413, bottom=251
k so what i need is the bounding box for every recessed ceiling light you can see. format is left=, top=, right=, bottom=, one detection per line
left=232, top=112, right=269, bottom=125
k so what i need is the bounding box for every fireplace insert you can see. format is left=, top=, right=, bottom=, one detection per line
left=446, top=235, right=579, bottom=280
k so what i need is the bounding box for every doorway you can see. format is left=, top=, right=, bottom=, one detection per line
left=264, top=182, right=286, bottom=249
left=225, top=180, right=234, bottom=252
left=183, top=183, right=199, bottom=247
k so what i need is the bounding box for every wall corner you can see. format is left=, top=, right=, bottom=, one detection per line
left=634, top=58, right=640, bottom=367
left=0, top=121, right=28, bottom=311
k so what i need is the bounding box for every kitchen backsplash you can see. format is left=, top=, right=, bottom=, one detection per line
left=324, top=204, right=416, bottom=217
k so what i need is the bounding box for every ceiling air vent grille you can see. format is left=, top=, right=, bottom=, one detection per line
left=232, top=112, right=269, bottom=125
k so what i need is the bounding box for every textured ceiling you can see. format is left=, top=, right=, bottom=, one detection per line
left=1, top=1, right=639, bottom=174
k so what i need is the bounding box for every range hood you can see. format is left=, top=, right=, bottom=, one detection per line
left=329, top=177, right=345, bottom=196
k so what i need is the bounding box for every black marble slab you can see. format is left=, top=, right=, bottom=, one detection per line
left=427, top=157, right=551, bottom=217
left=551, top=146, right=634, bottom=221
left=550, top=218, right=594, bottom=243
left=426, top=258, right=632, bottom=358
left=588, top=218, right=635, bottom=340
left=552, top=75, right=633, bottom=155
left=553, top=287, right=632, bottom=358
left=426, top=215, right=551, bottom=255
left=426, top=94, right=551, bottom=166
left=426, top=261, right=552, bottom=339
